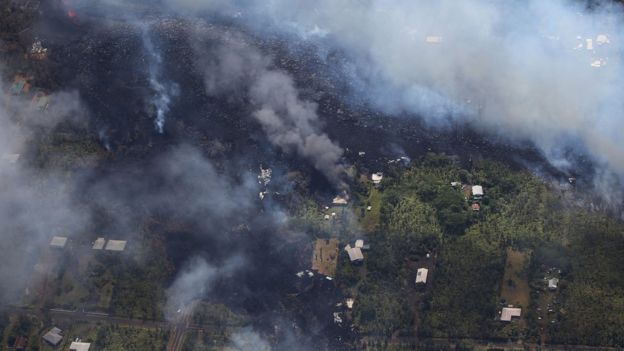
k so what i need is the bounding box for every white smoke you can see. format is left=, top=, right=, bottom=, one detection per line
left=141, top=24, right=179, bottom=133
left=159, top=0, right=624, bottom=202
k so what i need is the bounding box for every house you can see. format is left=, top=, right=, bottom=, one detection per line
left=596, top=34, right=610, bottom=45
left=450, top=181, right=461, bottom=188
left=425, top=36, right=443, bottom=44
left=10, top=75, right=30, bottom=95
left=42, top=327, right=63, bottom=346
left=586, top=38, right=593, bottom=50
left=13, top=335, right=27, bottom=350
left=69, top=341, right=91, bottom=351
left=344, top=245, right=364, bottom=263
left=31, top=91, right=50, bottom=111
left=92, top=237, right=106, bottom=250
left=105, top=240, right=127, bottom=251
left=371, top=172, right=383, bottom=185
left=332, top=195, right=348, bottom=206
left=49, top=236, right=68, bottom=248
left=471, top=203, right=480, bottom=212
left=415, top=268, right=428, bottom=284
left=500, top=307, right=522, bottom=321
left=29, top=40, right=48, bottom=60
left=548, top=277, right=559, bottom=290
left=472, top=185, right=484, bottom=198
left=354, top=239, right=370, bottom=250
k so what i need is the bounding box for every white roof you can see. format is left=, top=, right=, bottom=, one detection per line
left=548, top=278, right=559, bottom=289
left=415, top=268, right=428, bottom=284
left=355, top=239, right=364, bottom=248
left=92, top=237, right=106, bottom=250
left=596, top=34, right=610, bottom=45
left=49, top=236, right=67, bottom=248
left=344, top=246, right=363, bottom=262
left=69, top=342, right=91, bottom=351
left=586, top=38, right=593, bottom=50
left=332, top=196, right=348, bottom=205
left=425, top=36, right=443, bottom=43
left=105, top=240, right=127, bottom=251
left=500, top=307, right=522, bottom=321
left=371, top=172, right=383, bottom=184
left=472, top=185, right=484, bottom=196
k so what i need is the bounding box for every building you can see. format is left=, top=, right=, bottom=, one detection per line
left=415, top=268, right=428, bottom=284
left=371, top=172, right=383, bottom=185
left=92, top=237, right=106, bottom=250
left=13, top=335, right=27, bottom=350
left=425, top=36, right=443, bottom=44
left=69, top=341, right=91, bottom=351
left=42, top=327, right=63, bottom=346
left=31, top=91, right=50, bottom=111
left=344, top=245, right=364, bottom=263
left=10, top=75, right=30, bottom=95
left=105, top=240, right=127, bottom=251
left=49, top=236, right=68, bottom=248
left=471, top=203, right=480, bottom=212
left=548, top=277, right=559, bottom=290
left=332, top=195, right=348, bottom=206
left=500, top=307, right=522, bottom=322
left=472, top=185, right=484, bottom=198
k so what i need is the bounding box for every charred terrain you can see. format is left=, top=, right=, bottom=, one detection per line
left=1, top=1, right=624, bottom=351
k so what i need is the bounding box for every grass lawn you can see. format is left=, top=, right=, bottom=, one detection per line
left=500, top=248, right=531, bottom=308
left=359, top=187, right=381, bottom=233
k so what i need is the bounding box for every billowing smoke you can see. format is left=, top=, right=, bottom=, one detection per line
left=193, top=35, right=347, bottom=188
left=164, top=255, right=245, bottom=320
left=229, top=328, right=271, bottom=351
left=0, top=76, right=91, bottom=301
left=141, top=24, right=179, bottom=133
left=160, top=0, right=624, bottom=203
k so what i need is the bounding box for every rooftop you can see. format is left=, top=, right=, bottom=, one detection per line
left=49, top=236, right=67, bottom=248
left=344, top=245, right=364, bottom=262
left=92, top=237, right=106, bottom=250
left=472, top=185, right=484, bottom=196
left=105, top=240, right=127, bottom=251
left=500, top=307, right=522, bottom=322
left=416, top=268, right=428, bottom=284
left=69, top=342, right=91, bottom=351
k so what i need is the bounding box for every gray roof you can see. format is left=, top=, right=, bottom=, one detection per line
left=42, top=331, right=62, bottom=346
left=105, top=240, right=127, bottom=251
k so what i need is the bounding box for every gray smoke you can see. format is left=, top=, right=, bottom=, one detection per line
left=159, top=0, right=624, bottom=203
left=141, top=24, right=179, bottom=133
left=164, top=255, right=245, bottom=321
left=193, top=34, right=347, bottom=188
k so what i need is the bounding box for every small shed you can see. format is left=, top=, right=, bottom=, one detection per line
left=500, top=307, right=522, bottom=321
left=332, top=195, right=348, bottom=206
left=42, top=327, right=63, bottom=346
left=548, top=278, right=559, bottom=290
left=415, top=268, right=428, bottom=284
left=371, top=172, right=383, bottom=185
left=472, top=185, right=484, bottom=198
left=49, top=236, right=67, bottom=248
left=69, top=342, right=91, bottom=351
left=105, top=240, right=127, bottom=251
left=92, top=238, right=106, bottom=250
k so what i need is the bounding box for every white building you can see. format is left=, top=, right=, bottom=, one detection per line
left=425, top=36, right=443, bottom=44
left=415, top=268, right=428, bottom=284
left=332, top=195, right=348, bottom=206
left=548, top=277, right=559, bottom=290
left=472, top=185, right=484, bottom=198
left=344, top=245, right=364, bottom=263
left=371, top=172, right=383, bottom=185
left=92, top=237, right=106, bottom=250
left=500, top=307, right=522, bottom=322
left=49, top=236, right=67, bottom=248
left=105, top=240, right=127, bottom=251
left=69, top=342, right=91, bottom=351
